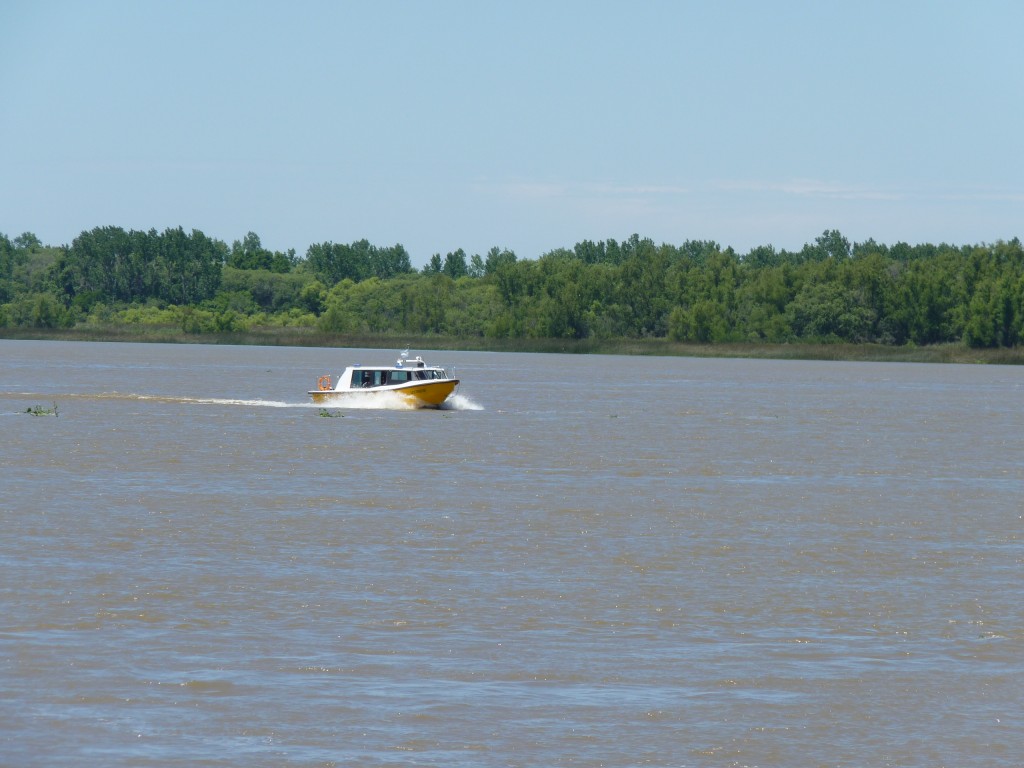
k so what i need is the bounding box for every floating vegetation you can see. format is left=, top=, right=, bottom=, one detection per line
left=317, top=408, right=344, bottom=418
left=25, top=402, right=59, bottom=417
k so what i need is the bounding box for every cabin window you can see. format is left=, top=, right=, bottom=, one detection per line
left=352, top=370, right=386, bottom=387
left=390, top=371, right=410, bottom=383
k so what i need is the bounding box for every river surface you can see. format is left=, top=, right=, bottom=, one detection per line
left=1, top=339, right=1021, bottom=767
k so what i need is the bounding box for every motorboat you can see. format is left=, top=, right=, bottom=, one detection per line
left=309, top=351, right=459, bottom=408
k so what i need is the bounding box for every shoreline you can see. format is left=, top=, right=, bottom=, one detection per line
left=2, top=326, right=1022, bottom=365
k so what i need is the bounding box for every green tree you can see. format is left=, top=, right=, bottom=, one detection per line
left=798, top=230, right=852, bottom=262
left=733, top=263, right=795, bottom=341
left=786, top=281, right=875, bottom=341
left=0, top=233, right=14, bottom=302
left=4, top=292, right=73, bottom=328
left=219, top=266, right=313, bottom=311
left=404, top=274, right=454, bottom=334
left=422, top=253, right=443, bottom=275
left=306, top=239, right=400, bottom=284
left=533, top=254, right=591, bottom=338
left=442, top=248, right=469, bottom=279
left=616, top=241, right=674, bottom=336
left=743, top=244, right=782, bottom=268
left=484, top=246, right=517, bottom=274
left=368, top=243, right=413, bottom=279
left=228, top=232, right=294, bottom=273
left=298, top=280, right=327, bottom=315
left=55, top=226, right=222, bottom=305
left=160, top=227, right=225, bottom=305
left=14, top=232, right=42, bottom=251
left=678, top=239, right=722, bottom=267
left=963, top=275, right=1021, bottom=348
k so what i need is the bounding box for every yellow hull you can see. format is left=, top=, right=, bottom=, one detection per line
left=309, top=379, right=459, bottom=408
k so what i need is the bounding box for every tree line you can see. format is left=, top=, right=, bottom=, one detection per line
left=2, top=225, right=1023, bottom=349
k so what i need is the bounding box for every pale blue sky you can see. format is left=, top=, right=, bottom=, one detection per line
left=3, top=1, right=1022, bottom=265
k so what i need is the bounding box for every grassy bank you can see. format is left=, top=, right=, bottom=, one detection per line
left=2, top=325, right=1023, bottom=364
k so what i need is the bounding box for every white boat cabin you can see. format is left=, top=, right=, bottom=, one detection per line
left=349, top=363, right=451, bottom=389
